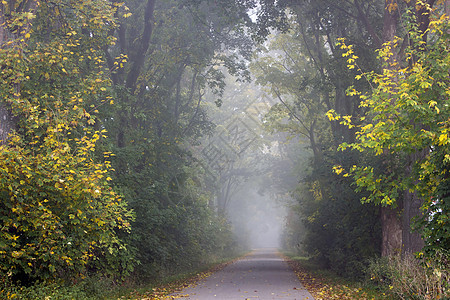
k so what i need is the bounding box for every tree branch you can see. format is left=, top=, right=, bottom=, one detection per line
left=125, top=0, right=156, bottom=91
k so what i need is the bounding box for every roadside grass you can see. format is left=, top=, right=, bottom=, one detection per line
left=282, top=252, right=397, bottom=300
left=0, top=254, right=247, bottom=300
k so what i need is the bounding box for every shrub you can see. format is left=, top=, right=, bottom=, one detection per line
left=0, top=275, right=119, bottom=300
left=367, top=253, right=450, bottom=299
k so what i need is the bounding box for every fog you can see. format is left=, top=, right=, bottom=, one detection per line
left=227, top=181, right=287, bottom=249
left=198, top=69, right=296, bottom=252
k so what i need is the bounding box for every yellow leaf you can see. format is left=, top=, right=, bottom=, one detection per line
left=435, top=106, right=440, bottom=114
left=439, top=134, right=448, bottom=145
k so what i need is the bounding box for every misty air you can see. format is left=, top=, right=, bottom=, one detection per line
left=0, top=0, right=448, bottom=299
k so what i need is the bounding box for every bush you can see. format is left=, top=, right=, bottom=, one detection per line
left=1, top=282, right=89, bottom=300
left=367, top=253, right=450, bottom=299
left=0, top=276, right=117, bottom=300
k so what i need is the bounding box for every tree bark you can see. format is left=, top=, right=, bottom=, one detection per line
left=402, top=191, right=424, bottom=254
left=381, top=206, right=403, bottom=256
left=401, top=149, right=427, bottom=254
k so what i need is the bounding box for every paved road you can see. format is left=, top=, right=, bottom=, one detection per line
left=168, top=248, right=314, bottom=300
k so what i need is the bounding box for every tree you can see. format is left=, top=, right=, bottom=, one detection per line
left=0, top=0, right=133, bottom=282
left=250, top=0, right=449, bottom=257
left=332, top=4, right=450, bottom=260
left=94, top=0, right=256, bottom=277
left=252, top=11, right=382, bottom=275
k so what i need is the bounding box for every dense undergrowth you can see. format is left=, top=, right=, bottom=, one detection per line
left=284, top=252, right=450, bottom=300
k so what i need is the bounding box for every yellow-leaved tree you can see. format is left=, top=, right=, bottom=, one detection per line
left=330, top=4, right=449, bottom=262
left=0, top=0, right=133, bottom=282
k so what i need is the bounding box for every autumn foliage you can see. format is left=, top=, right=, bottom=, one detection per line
left=330, top=5, right=450, bottom=261
left=0, top=0, right=133, bottom=281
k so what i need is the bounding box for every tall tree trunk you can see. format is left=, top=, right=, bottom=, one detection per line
left=380, top=0, right=404, bottom=257
left=113, top=0, right=156, bottom=150
left=379, top=0, right=440, bottom=256
left=125, top=0, right=156, bottom=91
left=397, top=0, right=440, bottom=255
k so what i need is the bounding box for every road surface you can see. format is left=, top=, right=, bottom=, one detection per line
left=168, top=248, right=314, bottom=299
